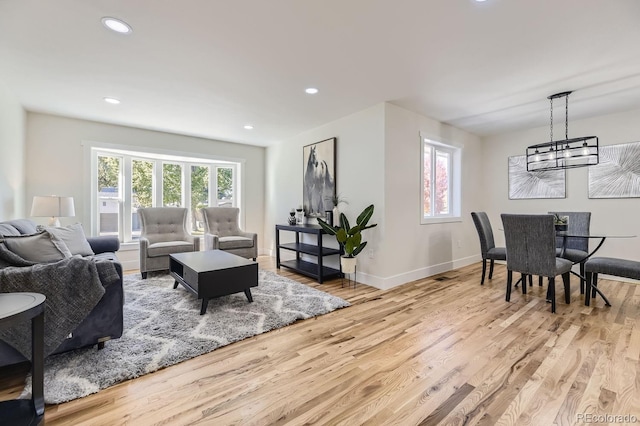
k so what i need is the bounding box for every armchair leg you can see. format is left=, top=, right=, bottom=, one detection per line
left=98, top=341, right=105, bottom=350
left=142, top=272, right=147, bottom=279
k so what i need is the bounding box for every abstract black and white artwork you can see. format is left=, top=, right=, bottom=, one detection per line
left=303, top=137, right=336, bottom=217
left=508, top=155, right=566, bottom=199
left=588, top=142, right=640, bottom=198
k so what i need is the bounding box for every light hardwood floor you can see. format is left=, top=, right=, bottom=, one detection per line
left=1, top=257, right=639, bottom=425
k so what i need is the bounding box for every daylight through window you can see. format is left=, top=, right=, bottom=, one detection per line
left=93, top=148, right=239, bottom=242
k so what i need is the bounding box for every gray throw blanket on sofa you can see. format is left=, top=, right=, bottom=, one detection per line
left=0, top=246, right=119, bottom=359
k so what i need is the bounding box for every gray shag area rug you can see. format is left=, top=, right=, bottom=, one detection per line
left=23, top=270, right=349, bottom=404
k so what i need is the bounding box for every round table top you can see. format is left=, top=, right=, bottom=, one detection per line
left=0, top=292, right=46, bottom=323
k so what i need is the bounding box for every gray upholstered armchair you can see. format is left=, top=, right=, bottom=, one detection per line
left=139, top=207, right=200, bottom=278
left=201, top=207, right=257, bottom=260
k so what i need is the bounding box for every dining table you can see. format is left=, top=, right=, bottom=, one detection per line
left=556, top=231, right=636, bottom=306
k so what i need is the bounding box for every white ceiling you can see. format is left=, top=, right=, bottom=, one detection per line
left=1, top=0, right=640, bottom=147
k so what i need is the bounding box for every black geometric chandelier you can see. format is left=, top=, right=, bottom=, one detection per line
left=526, top=91, right=599, bottom=171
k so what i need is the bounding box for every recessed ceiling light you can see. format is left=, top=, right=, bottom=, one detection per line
left=103, top=97, right=121, bottom=104
left=101, top=17, right=133, bottom=34
left=244, top=125, right=254, bottom=130
left=305, top=88, right=319, bottom=94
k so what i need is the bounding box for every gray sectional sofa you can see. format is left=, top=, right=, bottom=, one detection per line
left=0, top=219, right=124, bottom=366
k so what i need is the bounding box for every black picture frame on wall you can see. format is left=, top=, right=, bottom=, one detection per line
left=303, top=137, right=336, bottom=218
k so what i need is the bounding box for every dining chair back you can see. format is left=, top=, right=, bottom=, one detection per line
left=501, top=214, right=573, bottom=313
left=549, top=211, right=590, bottom=293
left=471, top=212, right=506, bottom=285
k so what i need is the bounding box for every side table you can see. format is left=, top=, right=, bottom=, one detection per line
left=0, top=292, right=46, bottom=426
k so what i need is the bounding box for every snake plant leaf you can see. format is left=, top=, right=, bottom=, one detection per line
left=352, top=241, right=367, bottom=257
left=336, top=228, right=348, bottom=244
left=339, top=213, right=350, bottom=231
left=316, top=218, right=337, bottom=235
left=356, top=204, right=375, bottom=227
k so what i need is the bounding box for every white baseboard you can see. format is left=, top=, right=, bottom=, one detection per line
left=351, top=254, right=482, bottom=290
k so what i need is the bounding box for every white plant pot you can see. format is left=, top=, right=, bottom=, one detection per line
left=341, top=256, right=357, bottom=274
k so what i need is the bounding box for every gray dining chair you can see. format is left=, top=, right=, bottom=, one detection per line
left=501, top=214, right=573, bottom=313
left=471, top=212, right=506, bottom=285
left=549, top=211, right=590, bottom=294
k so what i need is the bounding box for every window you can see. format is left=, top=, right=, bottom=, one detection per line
left=421, top=135, right=461, bottom=224
left=90, top=146, right=240, bottom=242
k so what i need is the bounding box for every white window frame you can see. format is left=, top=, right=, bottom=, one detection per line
left=420, top=133, right=462, bottom=224
left=85, top=141, right=243, bottom=242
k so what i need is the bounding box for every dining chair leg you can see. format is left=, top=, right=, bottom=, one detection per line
left=585, top=271, right=592, bottom=306
left=489, top=259, right=495, bottom=279
left=592, top=273, right=598, bottom=298
left=579, top=262, right=585, bottom=294
left=548, top=277, right=556, bottom=313
left=562, top=272, right=571, bottom=304
left=528, top=275, right=533, bottom=287
left=481, top=259, right=487, bottom=285
left=506, top=270, right=513, bottom=301
left=539, top=276, right=543, bottom=286
left=521, top=273, right=527, bottom=294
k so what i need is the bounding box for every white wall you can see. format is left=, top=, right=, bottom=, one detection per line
left=25, top=112, right=265, bottom=270
left=265, top=104, right=386, bottom=282
left=381, top=103, right=484, bottom=288
left=482, top=107, right=640, bottom=262
left=266, top=102, right=484, bottom=289
left=0, top=81, right=26, bottom=220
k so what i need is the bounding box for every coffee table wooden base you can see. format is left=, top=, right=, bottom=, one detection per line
left=169, top=250, right=258, bottom=315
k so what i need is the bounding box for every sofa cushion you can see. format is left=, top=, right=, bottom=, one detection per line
left=147, top=241, right=195, bottom=257
left=0, top=219, right=39, bottom=235
left=2, top=231, right=73, bottom=263
left=219, top=236, right=254, bottom=250
left=46, top=223, right=95, bottom=256
left=0, top=223, right=20, bottom=237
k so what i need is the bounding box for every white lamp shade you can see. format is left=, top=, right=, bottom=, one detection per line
left=30, top=196, right=76, bottom=218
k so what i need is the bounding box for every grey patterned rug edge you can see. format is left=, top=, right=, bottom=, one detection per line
left=24, top=270, right=350, bottom=404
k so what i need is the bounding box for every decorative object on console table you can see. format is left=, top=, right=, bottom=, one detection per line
left=324, top=210, right=333, bottom=227
left=30, top=195, right=75, bottom=227
left=317, top=204, right=377, bottom=277
left=295, top=206, right=304, bottom=225
left=331, top=193, right=348, bottom=227
left=288, top=209, right=297, bottom=225
left=303, top=137, right=336, bottom=218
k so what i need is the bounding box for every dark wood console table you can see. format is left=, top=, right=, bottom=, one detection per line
left=275, top=224, right=342, bottom=283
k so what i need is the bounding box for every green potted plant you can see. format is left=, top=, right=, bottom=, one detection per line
left=553, top=213, right=568, bottom=232
left=317, top=204, right=377, bottom=273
